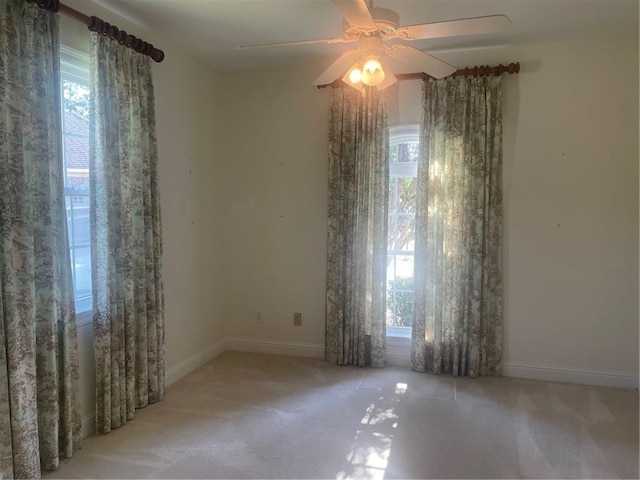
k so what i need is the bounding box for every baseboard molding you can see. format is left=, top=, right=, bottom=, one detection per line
left=502, top=362, right=639, bottom=390
left=226, top=337, right=325, bottom=359
left=165, top=339, right=227, bottom=387
left=81, top=339, right=226, bottom=439
left=225, top=336, right=415, bottom=367
left=81, top=412, right=95, bottom=439
left=91, top=339, right=635, bottom=441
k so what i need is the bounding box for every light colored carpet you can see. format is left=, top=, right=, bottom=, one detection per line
left=45, top=351, right=639, bottom=479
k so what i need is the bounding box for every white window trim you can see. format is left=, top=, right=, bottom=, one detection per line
left=61, top=45, right=89, bottom=85
left=389, top=124, right=419, bottom=147
left=387, top=325, right=412, bottom=339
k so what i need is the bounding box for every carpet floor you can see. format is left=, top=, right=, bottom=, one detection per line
left=45, top=351, right=639, bottom=479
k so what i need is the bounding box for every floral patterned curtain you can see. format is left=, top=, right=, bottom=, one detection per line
left=325, top=87, right=388, bottom=367
left=412, top=76, right=503, bottom=377
left=0, top=0, right=81, bottom=477
left=90, top=33, right=164, bottom=434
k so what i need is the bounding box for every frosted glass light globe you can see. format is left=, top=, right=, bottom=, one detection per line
left=349, top=68, right=362, bottom=84
left=362, top=58, right=385, bottom=86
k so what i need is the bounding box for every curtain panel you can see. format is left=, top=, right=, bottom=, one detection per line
left=325, top=87, right=388, bottom=368
left=412, top=76, right=503, bottom=377
left=0, top=0, right=81, bottom=477
left=90, top=33, right=164, bottom=434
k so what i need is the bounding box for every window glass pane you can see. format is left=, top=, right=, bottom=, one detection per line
left=71, top=199, right=90, bottom=246
left=387, top=254, right=396, bottom=278
left=62, top=79, right=89, bottom=118
left=389, top=144, right=399, bottom=163
left=65, top=195, right=72, bottom=229
left=61, top=62, right=91, bottom=314
left=396, top=215, right=415, bottom=252
left=386, top=291, right=397, bottom=326
left=394, top=254, right=414, bottom=278
left=388, top=215, right=398, bottom=251
left=397, top=142, right=418, bottom=162
left=393, top=288, right=413, bottom=326
left=386, top=135, right=418, bottom=330
left=397, top=177, right=416, bottom=214
left=388, top=177, right=398, bottom=211
left=386, top=275, right=415, bottom=327
left=73, top=246, right=92, bottom=302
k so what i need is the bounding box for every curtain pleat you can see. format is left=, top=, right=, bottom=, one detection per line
left=412, top=76, right=503, bottom=377
left=89, top=33, right=164, bottom=434
left=325, top=87, right=388, bottom=367
left=0, top=1, right=81, bottom=477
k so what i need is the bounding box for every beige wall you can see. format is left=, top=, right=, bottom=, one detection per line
left=219, top=34, right=639, bottom=377
left=59, top=2, right=638, bottom=426
left=218, top=62, right=332, bottom=344
left=60, top=2, right=226, bottom=428
left=500, top=36, right=638, bottom=375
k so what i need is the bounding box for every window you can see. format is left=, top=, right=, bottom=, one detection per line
left=386, top=125, right=418, bottom=337
left=60, top=47, right=91, bottom=316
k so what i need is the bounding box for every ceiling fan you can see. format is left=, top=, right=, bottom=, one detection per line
left=238, top=0, right=510, bottom=91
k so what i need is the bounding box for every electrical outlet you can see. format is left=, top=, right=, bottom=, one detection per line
left=293, top=312, right=302, bottom=326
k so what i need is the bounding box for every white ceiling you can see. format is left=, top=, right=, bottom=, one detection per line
left=93, top=0, right=638, bottom=70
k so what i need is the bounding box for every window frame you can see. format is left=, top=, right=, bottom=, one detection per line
left=60, top=45, right=92, bottom=326
left=387, top=124, right=419, bottom=339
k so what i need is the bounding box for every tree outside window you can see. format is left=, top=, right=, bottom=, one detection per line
left=386, top=125, right=418, bottom=330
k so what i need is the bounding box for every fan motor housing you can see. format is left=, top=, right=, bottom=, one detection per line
left=343, top=7, right=400, bottom=38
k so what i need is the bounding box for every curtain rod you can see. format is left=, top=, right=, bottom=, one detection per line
left=317, top=62, right=520, bottom=88
left=27, top=0, right=165, bottom=62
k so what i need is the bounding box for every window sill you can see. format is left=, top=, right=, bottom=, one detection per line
left=387, top=326, right=411, bottom=339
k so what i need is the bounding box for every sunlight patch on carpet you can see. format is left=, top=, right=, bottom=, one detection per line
left=337, top=383, right=408, bottom=479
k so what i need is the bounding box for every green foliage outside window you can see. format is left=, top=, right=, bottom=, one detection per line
left=387, top=276, right=414, bottom=327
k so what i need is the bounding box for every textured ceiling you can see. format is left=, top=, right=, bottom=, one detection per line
left=91, top=0, right=638, bottom=70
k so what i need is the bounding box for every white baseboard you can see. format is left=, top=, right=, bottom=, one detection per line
left=80, top=340, right=227, bottom=439
left=502, top=362, right=639, bottom=390
left=163, top=338, right=639, bottom=390
left=81, top=412, right=96, bottom=439
left=224, top=336, right=415, bottom=367
left=226, top=337, right=325, bottom=359
left=81, top=338, right=635, bottom=442
left=165, top=339, right=227, bottom=386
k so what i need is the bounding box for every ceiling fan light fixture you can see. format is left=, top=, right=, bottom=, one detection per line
left=342, top=63, right=364, bottom=90
left=243, top=0, right=511, bottom=89
left=361, top=56, right=385, bottom=86
left=349, top=67, right=362, bottom=84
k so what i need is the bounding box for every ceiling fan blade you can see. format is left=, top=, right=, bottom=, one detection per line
left=238, top=37, right=354, bottom=49
left=387, top=44, right=457, bottom=79
left=313, top=50, right=362, bottom=85
left=397, top=15, right=511, bottom=41
left=331, top=0, right=376, bottom=31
